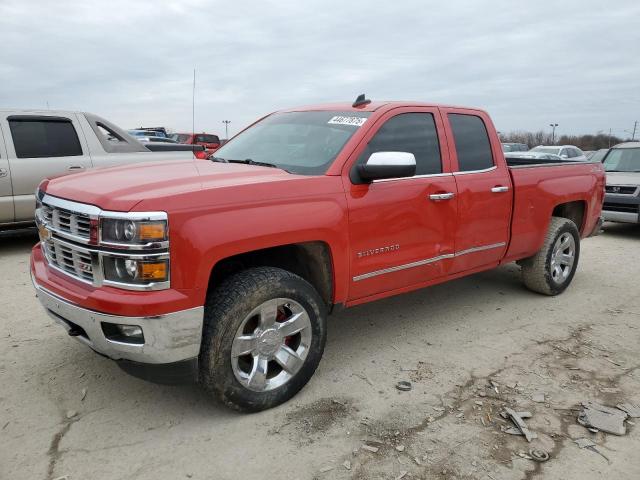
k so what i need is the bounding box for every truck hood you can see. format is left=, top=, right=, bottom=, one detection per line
left=606, top=171, right=640, bottom=186
left=44, top=159, right=302, bottom=211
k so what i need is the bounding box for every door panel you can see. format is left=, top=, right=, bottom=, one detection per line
left=346, top=176, right=458, bottom=299
left=442, top=109, right=512, bottom=273
left=0, top=123, right=14, bottom=223
left=451, top=168, right=511, bottom=271
left=2, top=113, right=92, bottom=222
left=344, top=107, right=457, bottom=301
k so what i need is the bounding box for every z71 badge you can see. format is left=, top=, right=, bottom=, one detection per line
left=357, top=244, right=400, bottom=258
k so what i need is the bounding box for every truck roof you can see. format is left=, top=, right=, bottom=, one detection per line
left=612, top=142, right=640, bottom=149
left=280, top=101, right=486, bottom=114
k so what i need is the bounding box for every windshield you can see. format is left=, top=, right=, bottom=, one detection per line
left=213, top=111, right=371, bottom=175
left=531, top=146, right=561, bottom=155
left=603, top=148, right=640, bottom=172
left=589, top=149, right=609, bottom=163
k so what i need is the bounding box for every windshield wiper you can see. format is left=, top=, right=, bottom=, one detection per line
left=227, top=158, right=280, bottom=169
left=210, top=156, right=228, bottom=163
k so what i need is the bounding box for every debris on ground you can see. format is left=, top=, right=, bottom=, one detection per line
left=395, top=380, right=412, bottom=392
left=503, top=407, right=537, bottom=442
left=80, top=387, right=87, bottom=401
left=361, top=444, right=380, bottom=453
left=617, top=403, right=640, bottom=418
left=343, top=460, right=351, bottom=470
left=574, top=438, right=596, bottom=449
left=65, top=410, right=77, bottom=419
left=574, top=438, right=610, bottom=463
left=577, top=402, right=628, bottom=436
left=394, top=471, right=408, bottom=480
left=319, top=465, right=334, bottom=473
left=529, top=449, right=550, bottom=462
left=531, top=392, right=545, bottom=403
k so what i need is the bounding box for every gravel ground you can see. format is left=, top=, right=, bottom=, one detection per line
left=1, top=223, right=639, bottom=480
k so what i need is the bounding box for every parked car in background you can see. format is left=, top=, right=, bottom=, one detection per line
left=502, top=143, right=528, bottom=152
left=583, top=151, right=595, bottom=159
left=31, top=99, right=604, bottom=411
left=602, top=142, right=640, bottom=224
left=589, top=149, right=609, bottom=163
left=0, top=110, right=202, bottom=230
left=137, top=136, right=179, bottom=144
left=530, top=145, right=588, bottom=161
left=503, top=151, right=562, bottom=164
left=128, top=129, right=164, bottom=139
left=171, top=132, right=221, bottom=152
left=137, top=127, right=168, bottom=138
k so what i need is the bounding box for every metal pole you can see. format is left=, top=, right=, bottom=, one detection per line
left=222, top=120, right=231, bottom=140
left=549, top=123, right=558, bottom=144
left=609, top=128, right=612, bottom=148
left=632, top=121, right=638, bottom=141
left=192, top=69, right=196, bottom=138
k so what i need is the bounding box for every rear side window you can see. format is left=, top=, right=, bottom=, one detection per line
left=9, top=117, right=82, bottom=158
left=359, top=113, right=442, bottom=175
left=448, top=114, right=494, bottom=171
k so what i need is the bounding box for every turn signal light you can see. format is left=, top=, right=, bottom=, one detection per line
left=139, top=262, right=167, bottom=280
left=139, top=223, right=166, bottom=241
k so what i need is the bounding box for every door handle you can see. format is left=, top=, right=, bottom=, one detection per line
left=67, top=165, right=85, bottom=171
left=429, top=192, right=455, bottom=201
left=491, top=186, right=509, bottom=193
left=0, top=168, right=7, bottom=178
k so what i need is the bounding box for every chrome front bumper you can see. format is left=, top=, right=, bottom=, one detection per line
left=33, top=278, right=204, bottom=364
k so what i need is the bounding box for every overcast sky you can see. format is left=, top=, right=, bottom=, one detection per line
left=1, top=0, right=639, bottom=137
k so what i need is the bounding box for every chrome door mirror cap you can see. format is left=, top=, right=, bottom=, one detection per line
left=357, top=151, right=417, bottom=182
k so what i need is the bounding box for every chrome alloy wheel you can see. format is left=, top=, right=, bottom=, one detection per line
left=231, top=298, right=312, bottom=392
left=550, top=232, right=576, bottom=283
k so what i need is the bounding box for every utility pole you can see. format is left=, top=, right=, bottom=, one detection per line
left=549, top=123, right=558, bottom=144
left=192, top=69, right=196, bottom=138
left=632, top=120, right=638, bottom=141
left=222, top=120, right=231, bottom=140
left=609, top=128, right=612, bottom=148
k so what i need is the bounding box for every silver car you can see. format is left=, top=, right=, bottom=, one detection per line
left=530, top=145, right=588, bottom=161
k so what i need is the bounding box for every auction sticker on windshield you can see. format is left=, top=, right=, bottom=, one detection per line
left=328, top=116, right=367, bottom=127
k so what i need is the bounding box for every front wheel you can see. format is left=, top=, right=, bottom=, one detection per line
left=199, top=267, right=327, bottom=412
left=521, top=217, right=581, bottom=296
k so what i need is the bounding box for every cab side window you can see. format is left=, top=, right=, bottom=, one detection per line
left=448, top=114, right=494, bottom=171
left=358, top=113, right=442, bottom=176
left=9, top=117, right=82, bottom=158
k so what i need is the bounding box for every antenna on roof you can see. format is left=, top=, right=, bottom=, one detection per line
left=352, top=93, right=371, bottom=108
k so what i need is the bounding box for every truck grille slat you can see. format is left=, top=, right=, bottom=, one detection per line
left=43, top=238, right=94, bottom=284
left=44, top=201, right=92, bottom=240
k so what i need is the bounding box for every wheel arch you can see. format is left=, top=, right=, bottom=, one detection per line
left=551, top=200, right=587, bottom=234
left=206, top=241, right=336, bottom=309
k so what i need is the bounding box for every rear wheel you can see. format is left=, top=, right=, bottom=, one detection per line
left=199, top=267, right=327, bottom=412
left=521, top=217, right=580, bottom=296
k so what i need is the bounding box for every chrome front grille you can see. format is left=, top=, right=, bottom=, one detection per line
left=41, top=203, right=92, bottom=240
left=42, top=237, right=95, bottom=283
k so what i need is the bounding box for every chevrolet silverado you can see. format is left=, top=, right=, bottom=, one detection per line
left=30, top=98, right=605, bottom=411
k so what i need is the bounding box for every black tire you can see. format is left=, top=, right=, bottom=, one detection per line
left=521, top=216, right=581, bottom=296
left=199, top=267, right=327, bottom=412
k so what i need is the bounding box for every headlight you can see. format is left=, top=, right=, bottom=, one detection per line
left=103, top=256, right=169, bottom=286
left=100, top=217, right=168, bottom=246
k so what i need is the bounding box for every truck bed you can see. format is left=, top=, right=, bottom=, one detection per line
left=504, top=160, right=605, bottom=263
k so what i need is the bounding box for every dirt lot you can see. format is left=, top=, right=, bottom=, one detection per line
left=1, top=224, right=639, bottom=480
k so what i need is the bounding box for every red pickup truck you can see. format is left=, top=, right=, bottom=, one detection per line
left=31, top=98, right=605, bottom=411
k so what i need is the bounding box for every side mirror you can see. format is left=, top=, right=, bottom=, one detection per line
left=358, top=152, right=416, bottom=182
